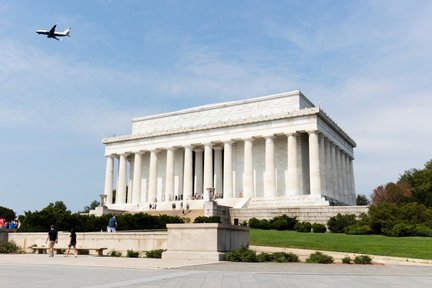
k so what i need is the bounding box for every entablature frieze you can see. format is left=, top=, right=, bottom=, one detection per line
left=103, top=107, right=320, bottom=144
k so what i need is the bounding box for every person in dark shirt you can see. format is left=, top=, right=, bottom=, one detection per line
left=65, top=228, right=77, bottom=257
left=46, top=225, right=58, bottom=257
left=107, top=216, right=117, bottom=232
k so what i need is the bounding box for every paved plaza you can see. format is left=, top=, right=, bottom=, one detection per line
left=1, top=254, right=431, bottom=288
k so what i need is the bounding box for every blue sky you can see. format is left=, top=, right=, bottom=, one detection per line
left=1, top=1, right=431, bottom=215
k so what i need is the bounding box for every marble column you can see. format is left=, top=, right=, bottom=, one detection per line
left=148, top=150, right=158, bottom=203
left=214, top=146, right=223, bottom=197
left=223, top=141, right=233, bottom=199
left=336, top=148, right=343, bottom=202
left=243, top=138, right=254, bottom=198
left=203, top=143, right=214, bottom=192
left=128, top=157, right=134, bottom=204
left=325, top=140, right=333, bottom=199
left=308, top=130, right=321, bottom=196
left=264, top=136, right=276, bottom=198
left=344, top=154, right=352, bottom=204
left=349, top=157, right=356, bottom=204
left=319, top=135, right=327, bottom=196
left=183, top=146, right=193, bottom=201
left=287, top=133, right=298, bottom=196
left=132, top=151, right=144, bottom=204
left=165, top=148, right=175, bottom=202
left=341, top=152, right=347, bottom=204
left=117, top=153, right=129, bottom=204
left=194, top=148, right=204, bottom=197
left=104, top=155, right=114, bottom=204
left=330, top=143, right=338, bottom=201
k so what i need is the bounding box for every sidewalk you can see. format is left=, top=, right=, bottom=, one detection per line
left=1, top=247, right=431, bottom=269
left=0, top=253, right=219, bottom=269
left=1, top=252, right=432, bottom=288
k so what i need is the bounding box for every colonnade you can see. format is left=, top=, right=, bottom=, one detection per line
left=103, top=130, right=355, bottom=206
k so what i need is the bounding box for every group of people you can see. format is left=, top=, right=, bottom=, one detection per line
left=45, top=225, right=77, bottom=258
left=45, top=216, right=118, bottom=258
left=0, top=218, right=20, bottom=230
left=149, top=203, right=157, bottom=210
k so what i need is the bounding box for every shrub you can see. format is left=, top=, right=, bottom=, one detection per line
left=18, top=205, right=186, bottom=232
left=305, top=251, right=334, bottom=264
left=413, top=224, right=432, bottom=237
left=0, top=241, right=21, bottom=254
left=248, top=217, right=260, bottom=229
left=108, top=249, right=122, bottom=257
left=342, top=256, right=352, bottom=264
left=327, top=213, right=357, bottom=233
left=224, top=247, right=257, bottom=262
left=272, top=252, right=299, bottom=263
left=258, top=219, right=271, bottom=230
left=256, top=252, right=273, bottom=262
left=295, top=222, right=312, bottom=232
left=353, top=255, right=372, bottom=264
left=271, top=219, right=288, bottom=231
left=249, top=215, right=298, bottom=231
left=270, top=215, right=298, bottom=230
left=345, top=224, right=373, bottom=235
left=193, top=216, right=221, bottom=223
left=240, top=221, right=248, bottom=226
left=312, top=223, right=326, bottom=233
left=127, top=250, right=140, bottom=258
left=145, top=249, right=166, bottom=258
left=239, top=251, right=299, bottom=263
left=382, top=223, right=432, bottom=237
left=382, top=223, right=415, bottom=237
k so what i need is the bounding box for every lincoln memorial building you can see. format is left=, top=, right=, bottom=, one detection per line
left=102, top=90, right=356, bottom=212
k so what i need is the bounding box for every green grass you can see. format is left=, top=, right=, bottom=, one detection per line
left=250, top=229, right=432, bottom=260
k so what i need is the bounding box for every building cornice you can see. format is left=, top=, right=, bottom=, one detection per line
left=317, top=109, right=357, bottom=147
left=103, top=107, right=319, bottom=144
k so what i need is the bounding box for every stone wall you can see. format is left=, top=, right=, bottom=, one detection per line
left=230, top=206, right=369, bottom=225
left=204, top=201, right=231, bottom=224
left=8, top=231, right=167, bottom=255
left=0, top=230, right=8, bottom=243
left=162, top=223, right=249, bottom=261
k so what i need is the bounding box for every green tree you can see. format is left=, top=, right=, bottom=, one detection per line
left=81, top=200, right=100, bottom=213
left=0, top=206, right=16, bottom=221
left=399, top=160, right=432, bottom=207
left=356, top=194, right=370, bottom=206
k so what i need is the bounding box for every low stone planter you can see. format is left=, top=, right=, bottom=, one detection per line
left=162, top=223, right=249, bottom=261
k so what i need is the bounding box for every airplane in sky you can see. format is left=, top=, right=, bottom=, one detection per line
left=36, top=24, right=71, bottom=41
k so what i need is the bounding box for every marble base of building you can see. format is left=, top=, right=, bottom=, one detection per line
left=162, top=223, right=249, bottom=261
left=230, top=205, right=369, bottom=226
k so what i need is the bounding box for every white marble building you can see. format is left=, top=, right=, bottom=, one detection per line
left=102, top=91, right=356, bottom=211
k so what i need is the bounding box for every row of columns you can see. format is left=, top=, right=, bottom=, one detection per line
left=103, top=130, right=355, bottom=205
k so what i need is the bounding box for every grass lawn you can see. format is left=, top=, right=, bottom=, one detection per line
left=250, top=229, right=432, bottom=260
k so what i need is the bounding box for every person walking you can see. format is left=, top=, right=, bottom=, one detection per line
left=107, top=216, right=117, bottom=232
left=65, top=228, right=77, bottom=257
left=46, top=225, right=58, bottom=257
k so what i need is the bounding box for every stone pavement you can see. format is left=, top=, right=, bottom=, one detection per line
left=0, top=253, right=431, bottom=288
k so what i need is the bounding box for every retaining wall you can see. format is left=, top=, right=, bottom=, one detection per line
left=8, top=231, right=167, bottom=255
left=230, top=206, right=369, bottom=225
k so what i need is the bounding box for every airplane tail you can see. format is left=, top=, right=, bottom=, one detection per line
left=64, top=27, right=71, bottom=37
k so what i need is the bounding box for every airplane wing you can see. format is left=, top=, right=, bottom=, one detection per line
left=49, top=25, right=57, bottom=34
